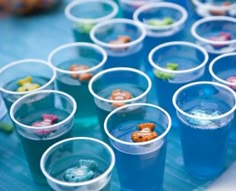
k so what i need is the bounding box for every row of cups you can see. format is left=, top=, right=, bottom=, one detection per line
left=0, top=41, right=236, bottom=190
left=65, top=0, right=236, bottom=56
left=0, top=0, right=236, bottom=190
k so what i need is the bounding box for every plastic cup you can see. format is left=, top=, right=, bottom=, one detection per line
left=133, top=2, right=188, bottom=72
left=88, top=67, right=152, bottom=142
left=149, top=41, right=208, bottom=127
left=209, top=52, right=236, bottom=142
left=65, top=0, right=118, bottom=42
left=40, top=137, right=115, bottom=191
left=48, top=42, right=107, bottom=134
left=10, top=90, right=77, bottom=185
left=173, top=81, right=236, bottom=180
left=118, top=0, right=161, bottom=19
left=90, top=18, right=146, bottom=70
left=191, top=16, right=236, bottom=58
left=191, top=0, right=236, bottom=18
left=0, top=59, right=56, bottom=111
left=104, top=103, right=171, bottom=191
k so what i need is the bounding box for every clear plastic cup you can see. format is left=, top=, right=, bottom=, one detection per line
left=149, top=41, right=208, bottom=127
left=173, top=81, right=236, bottom=180
left=88, top=67, right=152, bottom=142
left=48, top=42, right=107, bottom=133
left=133, top=2, right=188, bottom=72
left=40, top=137, right=115, bottom=191
left=104, top=103, right=171, bottom=191
left=10, top=90, right=77, bottom=184
left=90, top=18, right=146, bottom=70
left=118, top=0, right=162, bottom=19
left=191, top=0, right=236, bottom=17
left=191, top=16, right=236, bottom=56
left=65, top=0, right=119, bottom=42
left=209, top=52, right=236, bottom=142
left=0, top=59, right=56, bottom=111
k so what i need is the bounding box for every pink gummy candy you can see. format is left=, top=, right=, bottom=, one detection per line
left=42, top=114, right=58, bottom=123
left=227, top=76, right=236, bottom=90
left=219, top=32, right=232, bottom=40
left=209, top=32, right=232, bottom=48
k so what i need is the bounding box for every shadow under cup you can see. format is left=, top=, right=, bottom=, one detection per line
left=104, top=103, right=171, bottom=191
left=40, top=137, right=115, bottom=191
left=173, top=82, right=236, bottom=180
left=10, top=90, right=76, bottom=185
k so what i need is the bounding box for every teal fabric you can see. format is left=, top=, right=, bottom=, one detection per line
left=1, top=1, right=236, bottom=191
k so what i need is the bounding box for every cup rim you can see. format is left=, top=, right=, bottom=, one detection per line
left=172, top=81, right=236, bottom=121
left=48, top=42, right=107, bottom=74
left=192, top=0, right=236, bottom=11
left=10, top=90, right=77, bottom=130
left=0, top=59, right=56, bottom=95
left=133, top=2, right=188, bottom=31
left=88, top=67, right=152, bottom=104
left=148, top=41, right=209, bottom=74
left=65, top=0, right=119, bottom=24
left=90, top=18, right=146, bottom=49
left=191, top=16, right=236, bottom=45
left=40, top=137, right=116, bottom=187
left=209, top=52, right=236, bottom=87
left=104, top=103, right=172, bottom=146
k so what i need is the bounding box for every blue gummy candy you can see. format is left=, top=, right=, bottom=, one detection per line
left=64, top=160, right=97, bottom=183
left=188, top=109, right=220, bottom=126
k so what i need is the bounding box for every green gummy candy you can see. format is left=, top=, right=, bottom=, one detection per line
left=154, top=70, right=174, bottom=80
left=147, top=17, right=174, bottom=27
left=76, top=22, right=94, bottom=33
left=0, top=123, right=14, bottom=133
left=166, top=63, right=179, bottom=70
left=163, top=17, right=174, bottom=25
left=154, top=63, right=179, bottom=80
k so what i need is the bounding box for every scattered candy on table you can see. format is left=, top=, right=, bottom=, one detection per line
left=109, top=89, right=132, bottom=107
left=17, top=76, right=40, bottom=92
left=131, top=122, right=158, bottom=142
left=8, top=0, right=60, bottom=15
left=0, top=122, right=14, bottom=134
left=69, top=64, right=93, bottom=81
left=64, top=159, right=97, bottom=182
left=227, top=76, right=236, bottom=90
left=145, top=17, right=174, bottom=27
left=154, top=63, right=179, bottom=80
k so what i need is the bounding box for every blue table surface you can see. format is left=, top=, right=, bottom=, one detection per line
left=1, top=1, right=236, bottom=191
